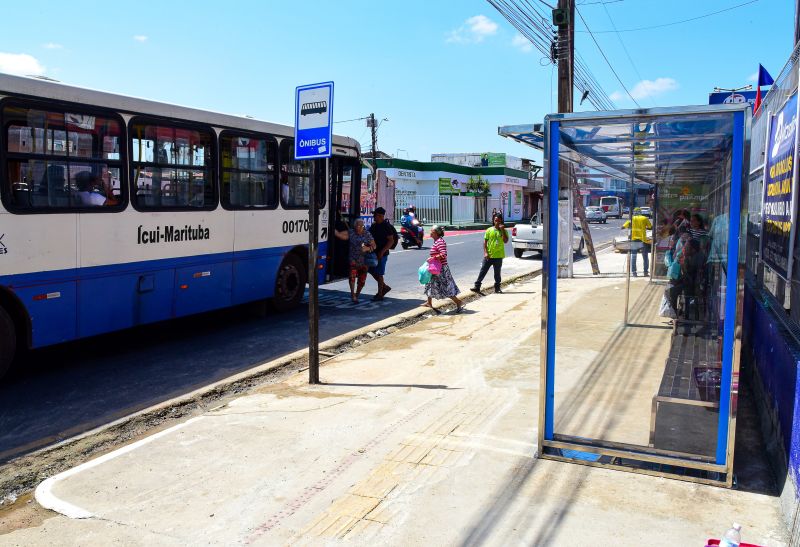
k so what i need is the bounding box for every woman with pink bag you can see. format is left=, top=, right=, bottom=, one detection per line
left=422, top=225, right=464, bottom=312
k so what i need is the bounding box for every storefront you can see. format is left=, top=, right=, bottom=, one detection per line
left=500, top=103, right=750, bottom=485
left=375, top=158, right=532, bottom=222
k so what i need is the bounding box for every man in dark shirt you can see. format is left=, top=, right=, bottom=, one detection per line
left=368, top=207, right=398, bottom=301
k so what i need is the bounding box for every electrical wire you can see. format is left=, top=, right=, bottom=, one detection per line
left=598, top=0, right=653, bottom=106
left=576, top=0, right=760, bottom=33
left=488, top=0, right=617, bottom=111
left=576, top=6, right=640, bottom=107
left=334, top=116, right=370, bottom=124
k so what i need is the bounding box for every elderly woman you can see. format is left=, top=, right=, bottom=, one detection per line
left=335, top=218, right=376, bottom=303
left=423, top=225, right=464, bottom=312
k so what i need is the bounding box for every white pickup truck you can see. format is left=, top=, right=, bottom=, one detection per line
left=511, top=215, right=584, bottom=258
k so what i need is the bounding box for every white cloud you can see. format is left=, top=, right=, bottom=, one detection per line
left=133, top=35, right=148, bottom=43
left=610, top=77, right=678, bottom=102
left=0, top=52, right=45, bottom=76
left=42, top=43, right=63, bottom=50
left=447, top=15, right=498, bottom=44
left=748, top=71, right=759, bottom=82
left=512, top=34, right=533, bottom=53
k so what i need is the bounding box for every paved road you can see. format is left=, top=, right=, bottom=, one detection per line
left=0, top=221, right=623, bottom=462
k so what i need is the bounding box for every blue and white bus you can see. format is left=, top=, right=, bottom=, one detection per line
left=0, top=73, right=365, bottom=379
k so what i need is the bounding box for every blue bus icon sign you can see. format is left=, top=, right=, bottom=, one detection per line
left=295, top=82, right=334, bottom=160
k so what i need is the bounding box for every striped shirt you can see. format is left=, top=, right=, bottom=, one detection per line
left=430, top=238, right=448, bottom=265
left=688, top=227, right=708, bottom=241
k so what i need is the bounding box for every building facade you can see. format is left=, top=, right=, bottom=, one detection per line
left=375, top=157, right=534, bottom=222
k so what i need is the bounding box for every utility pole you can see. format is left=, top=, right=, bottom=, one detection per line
left=369, top=113, right=378, bottom=170
left=555, top=0, right=600, bottom=275
left=556, top=0, right=574, bottom=114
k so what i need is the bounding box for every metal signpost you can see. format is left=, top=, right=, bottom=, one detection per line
left=295, top=81, right=334, bottom=384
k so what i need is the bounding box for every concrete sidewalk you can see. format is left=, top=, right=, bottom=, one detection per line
left=1, top=249, right=789, bottom=546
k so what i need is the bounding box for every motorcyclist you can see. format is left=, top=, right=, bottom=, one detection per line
left=402, top=206, right=423, bottom=246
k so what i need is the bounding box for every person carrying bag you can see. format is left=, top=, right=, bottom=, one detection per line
left=422, top=225, right=464, bottom=313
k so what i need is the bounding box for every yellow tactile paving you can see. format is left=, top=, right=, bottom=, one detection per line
left=341, top=517, right=381, bottom=539
left=420, top=446, right=458, bottom=467
left=328, top=494, right=382, bottom=519
left=363, top=500, right=395, bottom=524
left=298, top=391, right=511, bottom=540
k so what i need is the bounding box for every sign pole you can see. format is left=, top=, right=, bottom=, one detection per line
left=308, top=160, right=320, bottom=384
left=295, top=81, right=334, bottom=385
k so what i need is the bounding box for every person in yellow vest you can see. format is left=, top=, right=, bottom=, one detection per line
left=622, top=207, right=653, bottom=276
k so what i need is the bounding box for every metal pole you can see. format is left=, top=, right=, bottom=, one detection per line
left=650, top=186, right=658, bottom=280
left=308, top=159, right=322, bottom=384
left=624, top=138, right=635, bottom=325
left=795, top=0, right=800, bottom=46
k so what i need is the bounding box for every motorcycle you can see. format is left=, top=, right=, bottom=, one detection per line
left=400, top=224, right=424, bottom=249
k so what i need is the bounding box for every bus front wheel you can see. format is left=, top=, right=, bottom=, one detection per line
left=0, top=307, right=16, bottom=380
left=273, top=254, right=307, bottom=312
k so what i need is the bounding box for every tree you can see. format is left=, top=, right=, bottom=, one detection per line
left=466, top=174, right=490, bottom=196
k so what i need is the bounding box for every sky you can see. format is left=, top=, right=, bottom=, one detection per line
left=0, top=0, right=793, bottom=165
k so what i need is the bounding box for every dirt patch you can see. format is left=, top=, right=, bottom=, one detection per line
left=259, top=382, right=352, bottom=399
left=0, top=493, right=54, bottom=536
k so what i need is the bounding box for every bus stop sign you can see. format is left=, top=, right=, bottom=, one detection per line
left=295, top=81, right=334, bottom=160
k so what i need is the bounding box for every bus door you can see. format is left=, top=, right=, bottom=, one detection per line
left=326, top=158, right=362, bottom=280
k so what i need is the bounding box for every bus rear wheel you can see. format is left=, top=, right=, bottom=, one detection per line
left=0, top=307, right=16, bottom=380
left=273, top=254, right=307, bottom=312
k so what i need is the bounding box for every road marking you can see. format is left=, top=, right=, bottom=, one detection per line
left=35, top=417, right=203, bottom=519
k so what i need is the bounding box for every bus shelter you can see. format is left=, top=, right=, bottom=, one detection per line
left=500, top=104, right=750, bottom=485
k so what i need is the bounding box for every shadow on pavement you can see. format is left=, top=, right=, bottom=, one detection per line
left=320, top=383, right=460, bottom=390
left=0, top=288, right=421, bottom=463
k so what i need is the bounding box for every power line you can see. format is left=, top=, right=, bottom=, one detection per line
left=576, top=0, right=760, bottom=33
left=576, top=6, right=640, bottom=107
left=488, top=0, right=617, bottom=111
left=334, top=116, right=370, bottom=124
left=598, top=0, right=653, bottom=106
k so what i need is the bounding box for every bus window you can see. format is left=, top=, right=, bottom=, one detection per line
left=2, top=104, right=125, bottom=211
left=130, top=121, right=216, bottom=210
left=220, top=133, right=277, bottom=209
left=279, top=139, right=325, bottom=209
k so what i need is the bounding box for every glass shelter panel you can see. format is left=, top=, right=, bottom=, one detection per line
left=545, top=109, right=744, bottom=478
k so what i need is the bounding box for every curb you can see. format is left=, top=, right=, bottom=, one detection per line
left=0, top=266, right=543, bottom=503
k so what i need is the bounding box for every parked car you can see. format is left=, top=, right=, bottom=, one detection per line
left=622, top=206, right=630, bottom=215
left=585, top=206, right=607, bottom=224
left=638, top=206, right=653, bottom=218
left=512, top=215, right=584, bottom=258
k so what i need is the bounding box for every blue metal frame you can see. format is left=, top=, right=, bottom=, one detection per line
left=544, top=121, right=559, bottom=441
left=716, top=110, right=745, bottom=465
left=541, top=107, right=747, bottom=477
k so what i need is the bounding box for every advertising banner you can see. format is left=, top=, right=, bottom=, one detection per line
left=652, top=183, right=708, bottom=278
left=481, top=153, right=506, bottom=167
left=762, top=92, right=799, bottom=280
left=438, top=177, right=458, bottom=195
